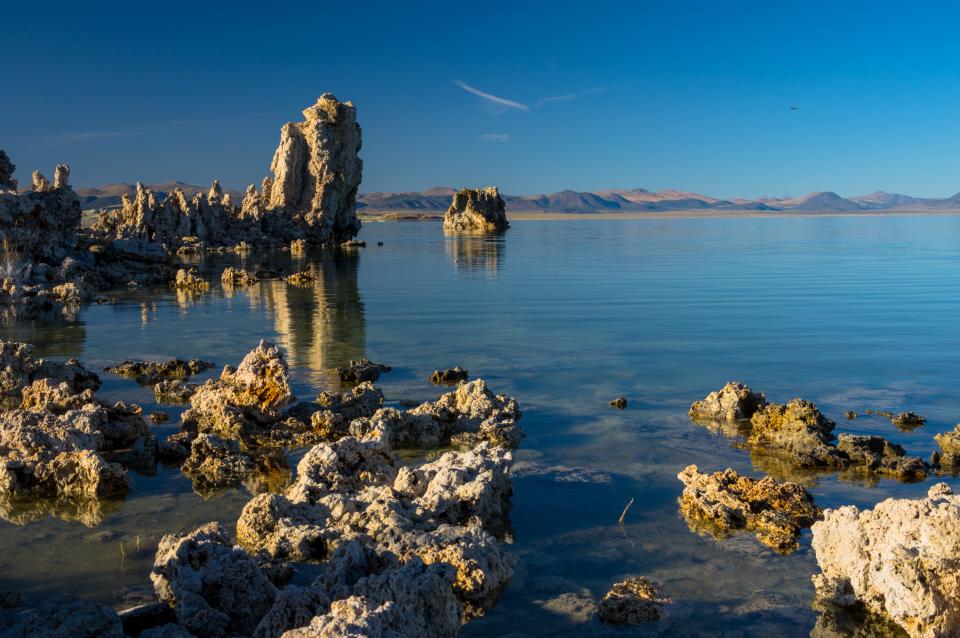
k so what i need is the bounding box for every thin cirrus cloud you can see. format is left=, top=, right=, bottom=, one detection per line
left=455, top=81, right=529, bottom=111
left=479, top=133, right=510, bottom=142
left=535, top=86, right=607, bottom=107
left=455, top=80, right=607, bottom=113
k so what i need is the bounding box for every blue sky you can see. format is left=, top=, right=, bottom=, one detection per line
left=4, top=0, right=960, bottom=197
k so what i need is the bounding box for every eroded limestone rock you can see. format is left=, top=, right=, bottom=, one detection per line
left=443, top=188, right=509, bottom=233
left=409, top=379, right=522, bottom=449
left=105, top=358, right=214, bottom=385
left=429, top=367, right=468, bottom=385
left=597, top=577, right=672, bottom=624
left=221, top=267, right=259, bottom=287
left=336, top=359, right=391, bottom=385
left=677, top=464, right=821, bottom=553
left=836, top=434, right=928, bottom=481
left=173, top=268, right=208, bottom=291
left=151, top=522, right=279, bottom=638
left=749, top=399, right=847, bottom=468
left=689, top=381, right=767, bottom=423
left=811, top=483, right=960, bottom=638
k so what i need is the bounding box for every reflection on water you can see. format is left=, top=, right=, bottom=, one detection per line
left=445, top=231, right=505, bottom=275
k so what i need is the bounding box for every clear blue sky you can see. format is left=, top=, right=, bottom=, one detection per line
left=4, top=0, right=960, bottom=198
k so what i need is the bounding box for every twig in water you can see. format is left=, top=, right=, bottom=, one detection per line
left=618, top=498, right=635, bottom=527
left=119, top=539, right=125, bottom=559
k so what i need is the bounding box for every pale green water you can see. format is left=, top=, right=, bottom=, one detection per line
left=3, top=216, right=959, bottom=636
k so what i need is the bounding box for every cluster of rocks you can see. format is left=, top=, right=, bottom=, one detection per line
left=690, top=381, right=930, bottom=481
left=677, top=464, right=821, bottom=553
left=443, top=187, right=509, bottom=233
left=0, top=93, right=365, bottom=313
left=689, top=380, right=960, bottom=636
left=93, top=94, right=362, bottom=254
left=136, top=340, right=520, bottom=636
left=0, top=340, right=157, bottom=516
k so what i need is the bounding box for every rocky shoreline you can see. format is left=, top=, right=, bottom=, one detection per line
left=0, top=338, right=524, bottom=636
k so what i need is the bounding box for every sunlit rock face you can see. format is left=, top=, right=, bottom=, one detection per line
left=812, top=483, right=960, bottom=638
left=93, top=94, right=363, bottom=249
left=267, top=93, right=363, bottom=243
left=443, top=187, right=509, bottom=233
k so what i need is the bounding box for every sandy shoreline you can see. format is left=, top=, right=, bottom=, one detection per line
left=361, top=208, right=960, bottom=222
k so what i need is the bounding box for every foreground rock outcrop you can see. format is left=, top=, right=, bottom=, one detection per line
left=677, top=464, right=821, bottom=553
left=0, top=341, right=156, bottom=511
left=141, top=338, right=523, bottom=637
left=812, top=483, right=960, bottom=637
left=443, top=187, right=509, bottom=233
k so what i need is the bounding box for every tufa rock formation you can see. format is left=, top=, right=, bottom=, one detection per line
left=689, top=381, right=767, bottom=423
left=443, top=187, right=509, bottom=233
left=93, top=94, right=362, bottom=251
left=598, top=577, right=672, bottom=624
left=677, top=464, right=821, bottom=553
left=812, top=483, right=960, bottom=637
left=268, top=93, right=363, bottom=242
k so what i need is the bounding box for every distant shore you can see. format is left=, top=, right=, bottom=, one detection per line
left=360, top=208, right=960, bottom=222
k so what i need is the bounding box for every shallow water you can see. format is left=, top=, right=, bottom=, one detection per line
left=3, top=215, right=959, bottom=636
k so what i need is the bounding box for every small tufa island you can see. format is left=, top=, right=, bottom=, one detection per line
left=443, top=186, right=509, bottom=233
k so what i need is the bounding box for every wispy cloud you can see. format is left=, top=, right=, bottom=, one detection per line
left=455, top=81, right=529, bottom=111
left=479, top=133, right=510, bottom=142
left=536, top=86, right=607, bottom=107
left=37, top=130, right=137, bottom=146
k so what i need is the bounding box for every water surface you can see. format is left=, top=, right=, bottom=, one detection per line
left=4, top=215, right=959, bottom=636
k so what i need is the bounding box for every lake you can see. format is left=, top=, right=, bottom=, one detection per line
left=3, top=215, right=958, bottom=636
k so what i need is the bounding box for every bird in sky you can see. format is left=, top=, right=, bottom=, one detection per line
left=789, top=106, right=799, bottom=110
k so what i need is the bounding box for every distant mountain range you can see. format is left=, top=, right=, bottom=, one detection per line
left=75, top=183, right=960, bottom=213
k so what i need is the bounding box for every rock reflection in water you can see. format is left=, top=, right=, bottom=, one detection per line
left=0, top=494, right=124, bottom=527
left=259, top=250, right=365, bottom=387
left=445, top=231, right=505, bottom=275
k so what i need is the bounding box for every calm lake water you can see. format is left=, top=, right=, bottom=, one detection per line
left=3, top=215, right=960, bottom=636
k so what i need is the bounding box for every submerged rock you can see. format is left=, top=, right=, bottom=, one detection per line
left=428, top=367, right=468, bottom=385
left=336, top=359, right=391, bottom=385
left=812, top=483, right=960, bottom=638
left=677, top=464, right=821, bottom=553
left=105, top=358, right=214, bottom=385
left=689, top=381, right=767, bottom=423
left=597, top=577, right=672, bottom=624
left=890, top=411, right=925, bottom=430
left=154, top=379, right=199, bottom=404
left=443, top=187, right=509, bottom=233
left=835, top=434, right=928, bottom=481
